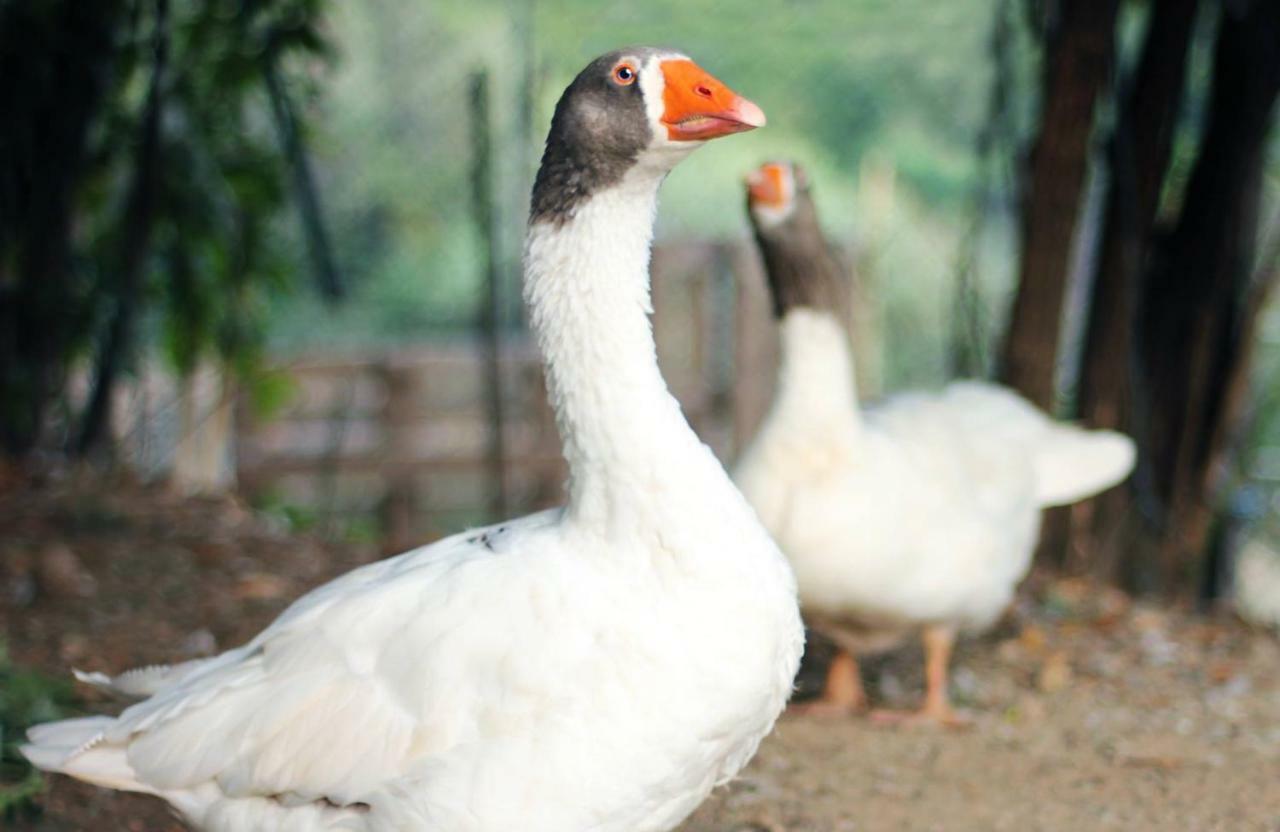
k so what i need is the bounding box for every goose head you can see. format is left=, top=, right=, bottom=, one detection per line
left=531, top=48, right=765, bottom=224
left=744, top=160, right=845, bottom=317
left=745, top=160, right=809, bottom=229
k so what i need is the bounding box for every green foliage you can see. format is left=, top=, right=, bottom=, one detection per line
left=256, top=489, right=324, bottom=534
left=265, top=0, right=1024, bottom=374
left=130, top=0, right=332, bottom=375
left=0, top=646, right=76, bottom=820
left=252, top=488, right=381, bottom=544
left=243, top=366, right=299, bottom=422
left=0, top=0, right=335, bottom=455
left=88, top=0, right=334, bottom=356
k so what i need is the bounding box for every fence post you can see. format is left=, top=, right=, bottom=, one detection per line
left=380, top=361, right=415, bottom=552
left=470, top=69, right=508, bottom=520
left=729, top=239, right=776, bottom=454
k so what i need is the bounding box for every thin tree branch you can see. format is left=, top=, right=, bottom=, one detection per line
left=261, top=37, right=343, bottom=302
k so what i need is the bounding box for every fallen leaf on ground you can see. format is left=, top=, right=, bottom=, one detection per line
left=1038, top=651, right=1073, bottom=693
left=234, top=572, right=291, bottom=600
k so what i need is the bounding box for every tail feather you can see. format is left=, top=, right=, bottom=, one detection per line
left=1033, top=427, right=1136, bottom=507
left=74, top=658, right=206, bottom=698
left=21, top=716, right=155, bottom=795
left=25, top=714, right=111, bottom=750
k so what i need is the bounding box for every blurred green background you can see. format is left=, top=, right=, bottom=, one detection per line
left=3, top=0, right=1278, bottom=587
left=270, top=0, right=1029, bottom=390
left=265, top=0, right=1280, bottom=559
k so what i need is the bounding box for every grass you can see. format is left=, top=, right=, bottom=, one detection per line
left=0, top=644, right=76, bottom=821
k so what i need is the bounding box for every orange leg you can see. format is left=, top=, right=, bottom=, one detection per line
left=789, top=649, right=867, bottom=717
left=870, top=625, right=971, bottom=729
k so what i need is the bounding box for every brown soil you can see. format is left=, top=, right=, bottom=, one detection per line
left=683, top=590, right=1280, bottom=831
left=2, top=472, right=374, bottom=831
left=3, top=475, right=1279, bottom=831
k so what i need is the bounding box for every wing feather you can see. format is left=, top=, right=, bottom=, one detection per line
left=94, top=510, right=560, bottom=806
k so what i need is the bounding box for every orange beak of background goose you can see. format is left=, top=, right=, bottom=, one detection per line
left=746, top=163, right=789, bottom=209
left=661, top=59, right=766, bottom=141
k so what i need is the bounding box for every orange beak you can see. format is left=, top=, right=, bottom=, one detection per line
left=746, top=162, right=790, bottom=208
left=660, top=59, right=766, bottom=141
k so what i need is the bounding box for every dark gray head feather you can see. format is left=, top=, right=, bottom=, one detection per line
left=530, top=48, right=670, bottom=226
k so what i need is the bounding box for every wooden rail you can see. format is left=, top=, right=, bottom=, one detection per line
left=235, top=239, right=855, bottom=551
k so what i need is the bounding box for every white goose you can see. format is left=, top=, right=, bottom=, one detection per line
left=735, top=160, right=1134, bottom=725
left=23, top=52, right=804, bottom=831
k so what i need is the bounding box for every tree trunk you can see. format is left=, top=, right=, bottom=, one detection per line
left=1131, top=0, right=1280, bottom=596
left=1001, top=0, right=1120, bottom=411
left=0, top=0, right=123, bottom=455
left=75, top=0, right=170, bottom=457
left=1069, top=0, right=1201, bottom=581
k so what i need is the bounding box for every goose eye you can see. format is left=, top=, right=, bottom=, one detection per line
left=613, top=64, right=637, bottom=85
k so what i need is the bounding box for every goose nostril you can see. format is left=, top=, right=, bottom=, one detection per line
left=695, top=84, right=712, bottom=98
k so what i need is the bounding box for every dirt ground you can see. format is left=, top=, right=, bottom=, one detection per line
left=3, top=474, right=1279, bottom=831
left=683, top=605, right=1280, bottom=832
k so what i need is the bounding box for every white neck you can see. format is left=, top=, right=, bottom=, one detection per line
left=523, top=166, right=724, bottom=530
left=771, top=308, right=861, bottom=433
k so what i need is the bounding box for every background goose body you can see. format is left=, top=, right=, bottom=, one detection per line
left=22, top=52, right=803, bottom=830
left=735, top=162, right=1134, bottom=723
left=740, top=334, right=1118, bottom=632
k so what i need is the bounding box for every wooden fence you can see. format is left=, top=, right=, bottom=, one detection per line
left=235, top=239, right=857, bottom=551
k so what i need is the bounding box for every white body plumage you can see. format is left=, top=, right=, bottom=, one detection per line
left=736, top=309, right=1136, bottom=640
left=34, top=499, right=798, bottom=831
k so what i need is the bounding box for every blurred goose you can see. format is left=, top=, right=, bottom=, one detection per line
left=23, top=51, right=803, bottom=831
left=734, top=160, right=1134, bottom=725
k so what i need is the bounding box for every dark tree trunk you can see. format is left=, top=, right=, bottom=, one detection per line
left=75, top=0, right=169, bottom=457
left=1001, top=0, right=1120, bottom=412
left=1067, top=0, right=1201, bottom=580
left=262, top=44, right=344, bottom=303
left=1130, top=0, right=1280, bottom=596
left=0, top=1, right=124, bottom=455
